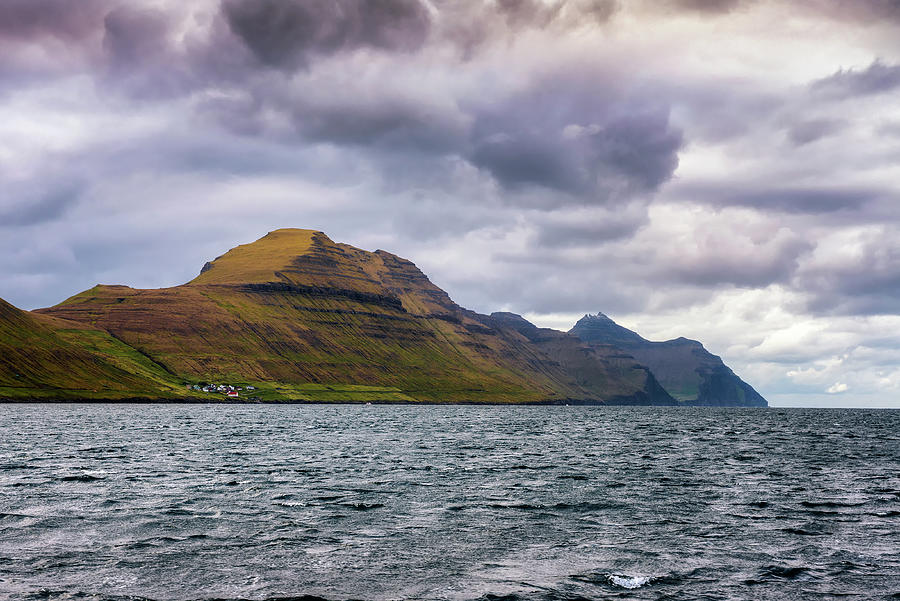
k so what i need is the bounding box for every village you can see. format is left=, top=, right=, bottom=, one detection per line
left=188, top=383, right=256, bottom=398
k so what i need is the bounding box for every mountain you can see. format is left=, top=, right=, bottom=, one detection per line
left=30, top=229, right=673, bottom=404
left=0, top=297, right=185, bottom=400
left=486, top=312, right=676, bottom=405
left=570, top=313, right=767, bottom=407
left=2, top=229, right=765, bottom=405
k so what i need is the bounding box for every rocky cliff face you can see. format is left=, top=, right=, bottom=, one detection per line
left=570, top=313, right=767, bottom=407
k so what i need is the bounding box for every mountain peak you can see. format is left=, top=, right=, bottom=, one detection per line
left=488, top=312, right=539, bottom=336
left=570, top=312, right=766, bottom=406
left=571, top=312, right=647, bottom=346
left=183, top=228, right=458, bottom=317
left=190, top=229, right=333, bottom=285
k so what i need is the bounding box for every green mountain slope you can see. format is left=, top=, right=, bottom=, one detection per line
left=0, top=298, right=186, bottom=400
left=570, top=313, right=767, bottom=407
left=34, top=229, right=668, bottom=404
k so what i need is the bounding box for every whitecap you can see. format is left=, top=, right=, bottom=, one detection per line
left=607, top=573, right=652, bottom=589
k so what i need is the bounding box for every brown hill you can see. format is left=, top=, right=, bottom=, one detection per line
left=34, top=229, right=672, bottom=404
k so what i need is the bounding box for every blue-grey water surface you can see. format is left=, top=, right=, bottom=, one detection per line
left=0, top=405, right=898, bottom=601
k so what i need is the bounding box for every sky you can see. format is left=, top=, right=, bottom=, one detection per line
left=2, top=0, right=900, bottom=407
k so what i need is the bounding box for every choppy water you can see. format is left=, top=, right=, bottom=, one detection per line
left=0, top=405, right=898, bottom=601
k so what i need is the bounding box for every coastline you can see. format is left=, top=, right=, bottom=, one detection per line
left=0, top=397, right=620, bottom=406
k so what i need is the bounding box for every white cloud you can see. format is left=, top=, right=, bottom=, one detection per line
left=827, top=382, right=849, bottom=394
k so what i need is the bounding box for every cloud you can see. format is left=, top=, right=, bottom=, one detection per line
left=787, top=118, right=846, bottom=146
left=183, top=50, right=684, bottom=207
left=631, top=205, right=815, bottom=288
left=811, top=60, right=900, bottom=99
left=826, top=381, right=848, bottom=393
left=0, top=0, right=111, bottom=41
left=102, top=6, right=173, bottom=69
left=648, top=0, right=900, bottom=23
left=467, top=79, right=683, bottom=202
left=798, top=226, right=900, bottom=316
left=675, top=184, right=878, bottom=214
left=0, top=0, right=113, bottom=83
left=490, top=0, right=619, bottom=27
left=664, top=0, right=747, bottom=13
left=799, top=0, right=900, bottom=24
left=532, top=204, right=649, bottom=247
left=221, top=0, right=431, bottom=70
left=0, top=181, right=82, bottom=227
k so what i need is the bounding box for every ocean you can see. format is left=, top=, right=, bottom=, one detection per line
left=0, top=404, right=897, bottom=600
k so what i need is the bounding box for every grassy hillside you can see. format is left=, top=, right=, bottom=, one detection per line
left=36, top=229, right=667, bottom=404
left=0, top=298, right=187, bottom=400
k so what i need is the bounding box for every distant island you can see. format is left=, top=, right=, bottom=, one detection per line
left=1, top=229, right=766, bottom=406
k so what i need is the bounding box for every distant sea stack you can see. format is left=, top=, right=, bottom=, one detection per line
left=2, top=228, right=766, bottom=406
left=570, top=313, right=767, bottom=407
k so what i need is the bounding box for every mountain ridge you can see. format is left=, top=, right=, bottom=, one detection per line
left=2, top=229, right=765, bottom=405
left=570, top=313, right=767, bottom=407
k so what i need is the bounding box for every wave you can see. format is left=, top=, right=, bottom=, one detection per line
left=341, top=502, right=384, bottom=511
left=571, top=571, right=659, bottom=590
left=800, top=500, right=867, bottom=509
left=745, top=564, right=816, bottom=584
left=58, top=474, right=103, bottom=482
left=782, top=526, right=829, bottom=536
left=606, top=573, right=653, bottom=589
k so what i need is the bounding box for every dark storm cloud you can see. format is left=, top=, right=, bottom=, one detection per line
left=787, top=118, right=846, bottom=146
left=533, top=209, right=647, bottom=247
left=102, top=6, right=172, bottom=69
left=0, top=181, right=82, bottom=227
left=665, top=0, right=747, bottom=13
left=494, top=0, right=563, bottom=26
left=469, top=111, right=682, bottom=200
left=652, top=0, right=900, bottom=21
left=679, top=185, right=877, bottom=214
left=575, top=0, right=619, bottom=22
left=0, top=0, right=113, bottom=83
left=467, top=79, right=683, bottom=202
left=292, top=96, right=467, bottom=152
left=194, top=79, right=471, bottom=155
left=99, top=5, right=215, bottom=98
left=187, top=58, right=682, bottom=206
left=221, top=0, right=431, bottom=69
left=811, top=60, right=900, bottom=98
left=470, top=133, right=582, bottom=193
left=0, top=0, right=111, bottom=41
left=802, top=0, right=900, bottom=23
left=800, top=239, right=900, bottom=316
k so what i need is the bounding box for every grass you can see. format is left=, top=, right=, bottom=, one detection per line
left=190, top=229, right=318, bottom=285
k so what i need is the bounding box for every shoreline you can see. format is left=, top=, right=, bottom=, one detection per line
left=0, top=397, right=771, bottom=407
left=0, top=397, right=632, bottom=406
